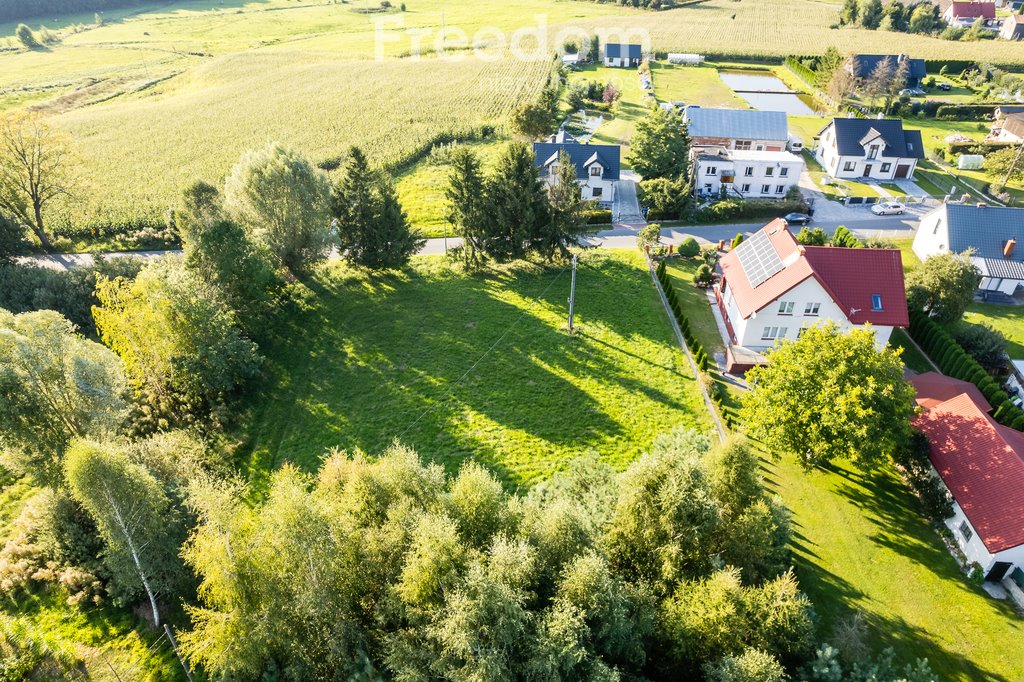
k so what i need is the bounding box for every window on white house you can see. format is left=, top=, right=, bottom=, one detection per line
left=778, top=301, right=795, bottom=315
left=706, top=166, right=717, bottom=175
left=761, top=184, right=771, bottom=193
left=744, top=167, right=754, bottom=176
left=780, top=167, right=789, bottom=177
left=590, top=165, right=602, bottom=176
left=960, top=520, right=973, bottom=542
left=881, top=162, right=891, bottom=173
left=704, top=183, right=713, bottom=192
left=735, top=140, right=752, bottom=150
left=868, top=144, right=879, bottom=159
left=776, top=185, right=785, bottom=194
left=871, top=294, right=883, bottom=311
left=592, top=186, right=603, bottom=198
left=804, top=302, right=821, bottom=316
left=765, top=167, right=775, bottom=177
left=934, top=218, right=942, bottom=234
left=761, top=326, right=788, bottom=340
left=741, top=183, right=751, bottom=193
left=755, top=144, right=765, bottom=151
left=843, top=161, right=856, bottom=172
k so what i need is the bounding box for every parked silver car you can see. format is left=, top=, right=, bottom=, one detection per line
left=871, top=202, right=905, bottom=216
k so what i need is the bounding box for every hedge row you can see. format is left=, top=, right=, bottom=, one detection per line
left=656, top=260, right=710, bottom=372
left=908, top=309, right=1024, bottom=431
left=784, top=57, right=816, bottom=87
left=935, top=104, right=998, bottom=120
left=924, top=59, right=976, bottom=74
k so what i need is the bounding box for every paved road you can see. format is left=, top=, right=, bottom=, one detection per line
left=19, top=213, right=919, bottom=270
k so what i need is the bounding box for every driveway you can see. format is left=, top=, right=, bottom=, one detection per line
left=612, top=176, right=645, bottom=226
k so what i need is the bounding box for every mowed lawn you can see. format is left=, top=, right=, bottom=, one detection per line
left=238, top=250, right=710, bottom=487
left=767, top=455, right=1024, bottom=681
left=650, top=62, right=749, bottom=109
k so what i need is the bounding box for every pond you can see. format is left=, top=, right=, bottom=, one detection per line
left=718, top=70, right=820, bottom=116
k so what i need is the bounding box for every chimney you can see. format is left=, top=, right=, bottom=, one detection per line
left=977, top=202, right=987, bottom=208
left=1005, top=238, right=1016, bottom=258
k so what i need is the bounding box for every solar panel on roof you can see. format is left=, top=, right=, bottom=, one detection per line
left=735, top=231, right=784, bottom=288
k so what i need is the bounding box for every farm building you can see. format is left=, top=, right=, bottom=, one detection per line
left=1001, top=13, right=1024, bottom=39
left=684, top=107, right=789, bottom=150
left=911, top=372, right=1024, bottom=582
left=715, top=219, right=908, bottom=372
left=996, top=104, right=1024, bottom=119
left=846, top=54, right=927, bottom=89
left=944, top=0, right=997, bottom=26
left=602, top=43, right=642, bottom=68
left=532, top=130, right=619, bottom=204
left=692, top=148, right=803, bottom=200
left=815, top=117, right=924, bottom=180
left=913, top=203, right=1024, bottom=297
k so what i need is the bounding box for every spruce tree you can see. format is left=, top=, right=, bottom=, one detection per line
left=445, top=147, right=489, bottom=269
left=534, top=150, right=587, bottom=261
left=484, top=142, right=549, bottom=263
left=333, top=147, right=421, bottom=270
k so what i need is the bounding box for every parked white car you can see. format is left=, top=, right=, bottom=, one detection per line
left=872, top=202, right=905, bottom=216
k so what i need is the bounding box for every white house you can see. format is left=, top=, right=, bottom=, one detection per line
left=693, top=148, right=804, bottom=200
left=816, top=117, right=925, bottom=181
left=715, top=219, right=909, bottom=372
left=913, top=203, right=1024, bottom=296
left=602, top=43, right=642, bottom=68
left=684, top=107, right=789, bottom=151
left=532, top=130, right=619, bottom=204
left=1001, top=13, right=1024, bottom=39
left=912, top=372, right=1024, bottom=582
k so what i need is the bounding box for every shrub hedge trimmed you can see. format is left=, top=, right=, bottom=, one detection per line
left=908, top=309, right=1024, bottom=428
left=656, top=260, right=709, bottom=370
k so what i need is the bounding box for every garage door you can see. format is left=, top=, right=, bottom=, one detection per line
left=895, top=165, right=910, bottom=178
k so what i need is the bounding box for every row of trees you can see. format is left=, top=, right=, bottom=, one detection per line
left=631, top=108, right=693, bottom=218
left=838, top=0, right=951, bottom=37
left=445, top=142, right=588, bottom=267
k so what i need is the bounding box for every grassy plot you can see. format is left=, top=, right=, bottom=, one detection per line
left=649, top=62, right=748, bottom=109
left=566, top=63, right=649, bottom=153
left=963, top=305, right=1024, bottom=358
left=889, top=328, right=933, bottom=373
left=766, top=454, right=1024, bottom=681
left=237, top=250, right=710, bottom=488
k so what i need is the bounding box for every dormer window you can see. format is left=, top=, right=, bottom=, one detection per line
left=868, top=145, right=879, bottom=159
left=871, top=294, right=883, bottom=311
left=589, top=165, right=602, bottom=177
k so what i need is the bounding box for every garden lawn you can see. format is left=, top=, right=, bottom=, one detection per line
left=567, top=64, right=649, bottom=154
left=962, top=305, right=1024, bottom=358
left=650, top=62, right=748, bottom=109
left=765, top=454, right=1024, bottom=681
left=237, top=250, right=710, bottom=489
left=889, top=328, right=933, bottom=373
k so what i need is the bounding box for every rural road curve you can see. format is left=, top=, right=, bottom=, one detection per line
left=19, top=214, right=918, bottom=270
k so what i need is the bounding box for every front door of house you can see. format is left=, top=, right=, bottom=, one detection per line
left=986, top=561, right=1013, bottom=582
left=863, top=164, right=872, bottom=177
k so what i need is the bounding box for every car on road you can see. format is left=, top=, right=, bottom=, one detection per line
left=871, top=201, right=905, bottom=216
left=783, top=212, right=812, bottom=226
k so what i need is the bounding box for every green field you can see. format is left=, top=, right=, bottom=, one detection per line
left=237, top=250, right=710, bottom=487
left=650, top=62, right=748, bottom=109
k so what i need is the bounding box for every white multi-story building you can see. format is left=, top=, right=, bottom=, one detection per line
left=693, top=148, right=804, bottom=200
left=715, top=219, right=909, bottom=372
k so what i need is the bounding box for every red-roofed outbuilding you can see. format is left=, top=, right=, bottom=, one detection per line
left=911, top=373, right=1024, bottom=581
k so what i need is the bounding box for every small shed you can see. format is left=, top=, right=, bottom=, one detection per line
left=667, top=53, right=704, bottom=65
left=959, top=154, right=985, bottom=170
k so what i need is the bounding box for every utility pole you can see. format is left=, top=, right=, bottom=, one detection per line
left=1000, top=139, right=1024, bottom=194
left=567, top=253, right=578, bottom=334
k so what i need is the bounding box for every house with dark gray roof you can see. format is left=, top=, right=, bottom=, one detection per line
left=847, top=54, right=927, bottom=89
left=815, top=117, right=925, bottom=180
left=993, top=113, right=1024, bottom=143
left=532, top=130, right=620, bottom=204
left=913, top=203, right=1024, bottom=295
left=602, top=43, right=642, bottom=67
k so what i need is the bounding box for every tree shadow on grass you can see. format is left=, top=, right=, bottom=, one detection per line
left=235, top=253, right=703, bottom=489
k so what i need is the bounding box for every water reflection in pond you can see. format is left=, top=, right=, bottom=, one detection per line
left=718, top=70, right=820, bottom=116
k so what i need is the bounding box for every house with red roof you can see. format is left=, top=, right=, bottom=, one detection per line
left=944, top=0, right=997, bottom=27
left=912, top=372, right=1024, bottom=581
left=715, top=219, right=909, bottom=372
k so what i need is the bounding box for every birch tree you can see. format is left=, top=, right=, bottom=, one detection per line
left=65, top=439, right=183, bottom=627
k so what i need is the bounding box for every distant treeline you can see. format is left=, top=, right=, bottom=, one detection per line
left=0, top=0, right=164, bottom=23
